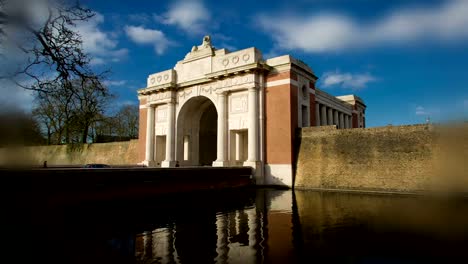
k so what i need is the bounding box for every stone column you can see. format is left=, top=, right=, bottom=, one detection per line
left=315, top=103, right=320, bottom=126
left=327, top=108, right=333, bottom=126
left=162, top=101, right=176, bottom=167
left=345, top=115, right=350, bottom=128
left=213, top=92, right=228, bottom=167
left=320, top=105, right=327, bottom=126
left=339, top=112, right=344, bottom=129
left=144, top=105, right=155, bottom=166
left=244, top=87, right=259, bottom=166
left=333, top=110, right=338, bottom=126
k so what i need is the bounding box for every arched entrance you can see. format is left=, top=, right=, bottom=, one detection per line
left=176, top=96, right=217, bottom=166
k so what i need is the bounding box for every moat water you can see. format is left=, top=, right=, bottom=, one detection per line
left=9, top=188, right=468, bottom=263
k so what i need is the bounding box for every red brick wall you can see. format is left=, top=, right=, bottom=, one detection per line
left=290, top=80, right=298, bottom=164
left=352, top=113, right=358, bottom=128
left=265, top=71, right=298, bottom=165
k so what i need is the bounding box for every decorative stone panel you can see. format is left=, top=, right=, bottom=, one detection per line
left=212, top=48, right=262, bottom=73
left=230, top=95, right=248, bottom=114
left=156, top=107, right=168, bottom=122
left=147, top=69, right=175, bottom=88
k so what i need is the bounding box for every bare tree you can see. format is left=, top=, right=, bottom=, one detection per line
left=33, top=79, right=112, bottom=144
left=71, top=79, right=112, bottom=143
left=90, top=104, right=139, bottom=143
left=32, top=97, right=58, bottom=145
left=32, top=85, right=70, bottom=144
left=0, top=0, right=105, bottom=94
left=114, top=105, right=139, bottom=139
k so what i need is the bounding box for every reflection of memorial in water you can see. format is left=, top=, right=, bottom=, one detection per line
left=133, top=189, right=468, bottom=262
left=134, top=190, right=294, bottom=263
left=135, top=208, right=265, bottom=263
left=135, top=227, right=177, bottom=263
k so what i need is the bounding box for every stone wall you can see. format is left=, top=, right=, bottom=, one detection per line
left=295, top=124, right=468, bottom=194
left=0, top=140, right=140, bottom=166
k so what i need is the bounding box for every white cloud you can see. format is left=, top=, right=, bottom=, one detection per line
left=125, top=25, right=171, bottom=55
left=155, top=0, right=210, bottom=34
left=257, top=0, right=468, bottom=53
left=415, top=106, right=440, bottom=116
left=415, top=106, right=428, bottom=116
left=75, top=13, right=128, bottom=63
left=77, top=14, right=115, bottom=53
left=321, top=71, right=377, bottom=90
left=103, top=80, right=127, bottom=87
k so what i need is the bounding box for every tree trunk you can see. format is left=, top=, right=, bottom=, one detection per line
left=81, top=123, right=89, bottom=143
left=65, top=124, right=70, bottom=144
left=47, top=126, right=51, bottom=145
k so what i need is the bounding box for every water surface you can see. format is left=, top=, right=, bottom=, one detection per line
left=10, top=188, right=468, bottom=263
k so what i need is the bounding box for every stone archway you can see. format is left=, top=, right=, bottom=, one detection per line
left=176, top=96, right=218, bottom=166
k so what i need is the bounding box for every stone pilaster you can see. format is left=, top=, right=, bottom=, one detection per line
left=162, top=100, right=176, bottom=167
left=315, top=103, right=320, bottom=126
left=339, top=112, right=344, bottom=129
left=327, top=108, right=333, bottom=126
left=333, top=110, right=339, bottom=126
left=320, top=105, right=327, bottom=126
left=244, top=86, right=259, bottom=168
left=144, top=105, right=155, bottom=166
left=213, top=92, right=228, bottom=167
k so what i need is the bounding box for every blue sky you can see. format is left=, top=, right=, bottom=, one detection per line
left=17, top=0, right=468, bottom=127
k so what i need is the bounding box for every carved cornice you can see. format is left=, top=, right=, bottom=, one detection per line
left=176, top=78, right=212, bottom=89
left=138, top=83, right=176, bottom=95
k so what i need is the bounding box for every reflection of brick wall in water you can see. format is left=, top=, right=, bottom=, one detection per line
left=295, top=124, right=468, bottom=193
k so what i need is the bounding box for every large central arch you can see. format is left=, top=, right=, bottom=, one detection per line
left=176, top=96, right=217, bottom=166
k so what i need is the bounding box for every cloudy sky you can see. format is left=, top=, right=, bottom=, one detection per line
left=13, top=0, right=468, bottom=127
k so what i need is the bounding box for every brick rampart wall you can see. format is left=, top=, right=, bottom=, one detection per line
left=295, top=124, right=467, bottom=193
